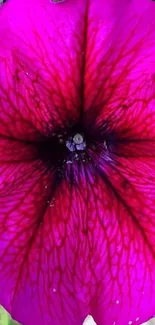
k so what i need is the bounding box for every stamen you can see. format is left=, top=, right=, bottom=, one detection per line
left=66, top=138, right=75, bottom=152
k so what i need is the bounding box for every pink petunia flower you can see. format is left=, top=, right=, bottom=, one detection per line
left=0, top=0, right=155, bottom=325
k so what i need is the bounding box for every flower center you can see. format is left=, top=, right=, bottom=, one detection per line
left=66, top=133, right=86, bottom=152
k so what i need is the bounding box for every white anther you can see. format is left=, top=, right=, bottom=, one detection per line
left=66, top=140, right=75, bottom=152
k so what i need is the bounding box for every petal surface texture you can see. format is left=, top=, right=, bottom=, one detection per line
left=0, top=1, right=155, bottom=325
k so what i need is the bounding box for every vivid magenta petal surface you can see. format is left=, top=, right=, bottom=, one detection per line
left=0, top=0, right=155, bottom=325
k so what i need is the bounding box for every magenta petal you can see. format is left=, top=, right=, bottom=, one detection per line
left=84, top=0, right=155, bottom=141
left=0, top=0, right=86, bottom=140
left=0, top=165, right=90, bottom=325
left=0, top=1, right=155, bottom=325
left=0, top=158, right=155, bottom=325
